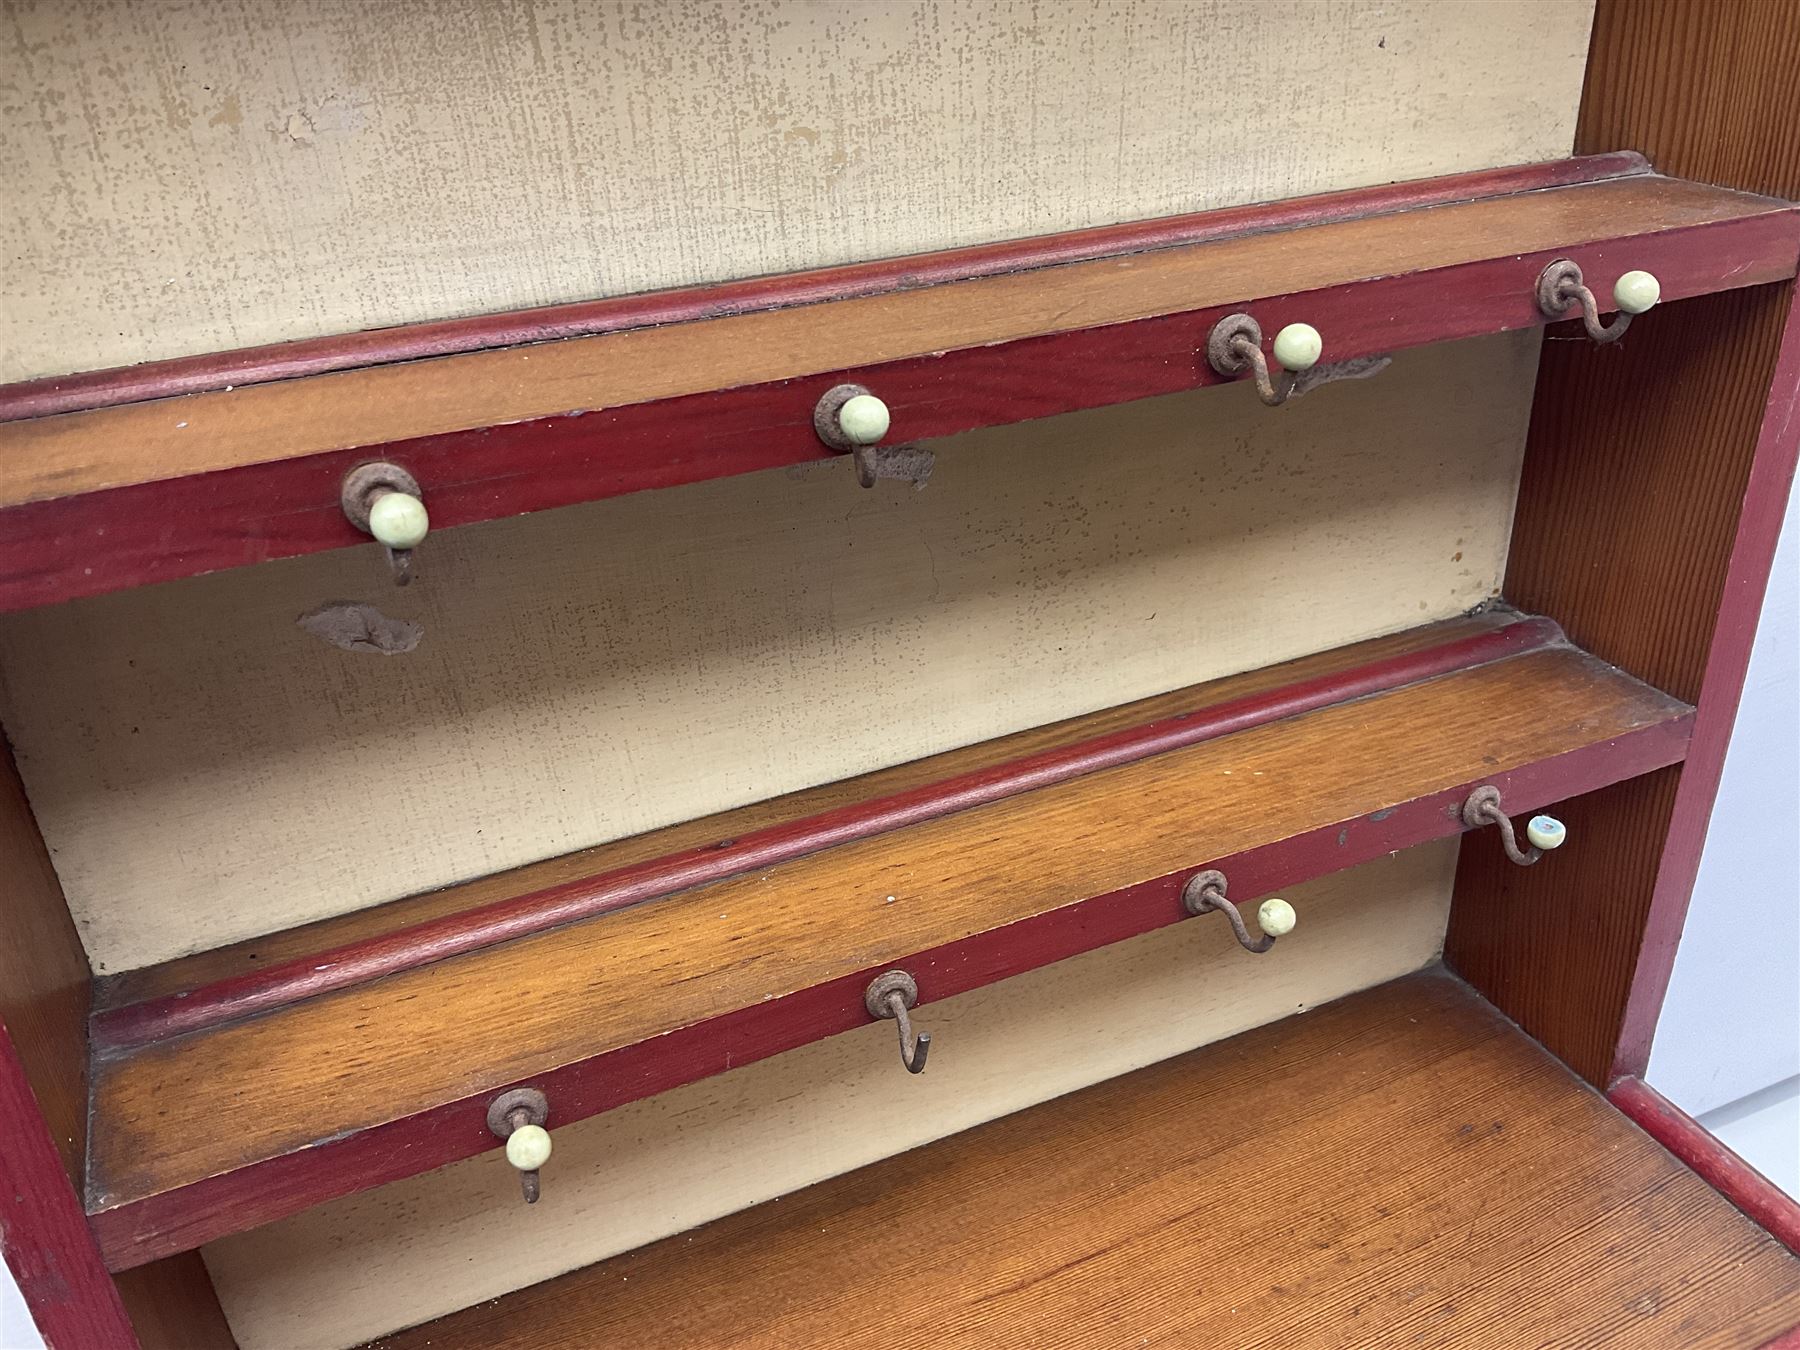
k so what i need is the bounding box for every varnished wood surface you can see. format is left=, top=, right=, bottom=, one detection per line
left=116, top=1254, right=239, bottom=1350
left=1448, top=0, right=1800, bottom=1086
left=87, top=640, right=1689, bottom=1220
left=366, top=971, right=1800, bottom=1350
left=0, top=743, right=90, bottom=1182
left=94, top=611, right=1526, bottom=1027
left=0, top=174, right=1790, bottom=512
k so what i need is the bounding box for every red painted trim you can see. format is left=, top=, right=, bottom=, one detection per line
left=0, top=153, right=1650, bottom=423
left=92, top=714, right=1691, bottom=1269
left=1610, top=288, right=1800, bottom=1081
left=93, top=616, right=1563, bottom=1049
left=0, top=1019, right=137, bottom=1347
left=1757, top=1326, right=1800, bottom=1349
left=3, top=210, right=1795, bottom=617
left=1608, top=1075, right=1800, bottom=1257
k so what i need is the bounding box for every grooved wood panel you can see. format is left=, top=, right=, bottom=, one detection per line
left=1447, top=0, right=1800, bottom=1085
left=0, top=335, right=1537, bottom=973
left=0, top=741, right=89, bottom=1183
left=0, top=0, right=1593, bottom=385
left=203, top=847, right=1456, bottom=1350
left=338, top=970, right=1800, bottom=1350
left=88, top=640, right=1687, bottom=1218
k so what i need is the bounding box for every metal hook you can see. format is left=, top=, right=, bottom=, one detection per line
left=1461, top=785, right=1567, bottom=867
left=487, top=1087, right=551, bottom=1204
left=1181, top=869, right=1294, bottom=954
left=1536, top=260, right=1660, bottom=345
left=864, top=970, right=930, bottom=1073
left=813, top=383, right=932, bottom=489
left=1207, top=315, right=1304, bottom=406
left=341, top=461, right=427, bottom=585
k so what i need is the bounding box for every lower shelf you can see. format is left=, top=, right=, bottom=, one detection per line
left=365, top=971, right=1800, bottom=1350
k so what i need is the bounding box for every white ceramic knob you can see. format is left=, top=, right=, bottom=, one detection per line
left=1525, top=815, right=1567, bottom=851
left=368, top=492, right=429, bottom=549
left=1271, top=323, right=1322, bottom=371
left=505, top=1123, right=552, bottom=1172
left=1613, top=270, right=1660, bottom=315
left=1256, top=897, right=1296, bottom=938
left=837, top=393, right=891, bottom=445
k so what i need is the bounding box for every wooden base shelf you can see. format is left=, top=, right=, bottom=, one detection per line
left=0, top=156, right=1795, bottom=614
left=85, top=609, right=1692, bottom=1269
left=360, top=971, right=1800, bottom=1349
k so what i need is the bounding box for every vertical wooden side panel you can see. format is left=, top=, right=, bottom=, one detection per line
left=1447, top=0, right=1800, bottom=1083
left=115, top=1256, right=238, bottom=1350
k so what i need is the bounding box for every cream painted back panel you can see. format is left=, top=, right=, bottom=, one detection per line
left=0, top=0, right=1594, bottom=382
left=203, top=843, right=1457, bottom=1350
left=0, top=336, right=1534, bottom=972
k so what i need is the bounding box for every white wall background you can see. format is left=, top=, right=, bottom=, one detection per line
left=1648, top=480, right=1800, bottom=1195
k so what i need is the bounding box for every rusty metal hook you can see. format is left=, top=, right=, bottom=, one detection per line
left=1206, top=314, right=1309, bottom=406
left=864, top=970, right=930, bottom=1074
left=1536, top=260, right=1660, bottom=345
left=1181, top=869, right=1295, bottom=954
left=341, top=461, right=427, bottom=585
left=487, top=1087, right=551, bottom=1204
left=1461, top=785, right=1567, bottom=867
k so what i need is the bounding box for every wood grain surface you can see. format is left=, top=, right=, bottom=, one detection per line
left=87, top=641, right=1688, bottom=1232
left=363, top=971, right=1800, bottom=1350
left=1446, top=0, right=1800, bottom=1086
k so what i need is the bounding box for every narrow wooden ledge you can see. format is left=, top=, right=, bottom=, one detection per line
left=361, top=973, right=1800, bottom=1349
left=1, top=155, right=1795, bottom=613
left=85, top=610, right=1692, bottom=1269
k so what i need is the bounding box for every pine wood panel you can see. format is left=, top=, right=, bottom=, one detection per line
left=88, top=642, right=1687, bottom=1223
left=363, top=971, right=1800, bottom=1350
left=0, top=175, right=1788, bottom=511
left=203, top=848, right=1455, bottom=1350
left=1446, top=0, right=1800, bottom=1085
left=0, top=744, right=89, bottom=1182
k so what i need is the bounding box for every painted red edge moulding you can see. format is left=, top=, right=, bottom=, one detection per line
left=2, top=160, right=1797, bottom=615
left=90, top=704, right=1693, bottom=1267
left=0, top=152, right=1649, bottom=422
left=1608, top=1076, right=1800, bottom=1258
left=92, top=614, right=1562, bottom=1049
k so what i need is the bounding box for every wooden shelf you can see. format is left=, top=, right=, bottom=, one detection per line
left=0, top=155, right=1794, bottom=614
left=359, top=971, right=1800, bottom=1349
left=83, top=610, right=1693, bottom=1269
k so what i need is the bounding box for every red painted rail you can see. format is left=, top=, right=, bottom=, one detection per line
left=1608, top=1075, right=1800, bottom=1259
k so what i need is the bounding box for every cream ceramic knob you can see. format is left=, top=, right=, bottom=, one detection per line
left=505, top=1123, right=552, bottom=1172
left=1271, top=323, right=1323, bottom=371
left=837, top=393, right=891, bottom=445
left=367, top=492, right=429, bottom=550
left=1525, top=815, right=1567, bottom=851
left=1257, top=897, right=1297, bottom=938
left=1612, top=270, right=1660, bottom=315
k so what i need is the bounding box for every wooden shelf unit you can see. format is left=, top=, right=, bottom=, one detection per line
left=361, top=972, right=1800, bottom=1350
left=2, top=6, right=1800, bottom=1335
left=82, top=611, right=1691, bottom=1269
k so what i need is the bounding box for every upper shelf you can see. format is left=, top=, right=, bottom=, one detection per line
left=0, top=152, right=1795, bottom=613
